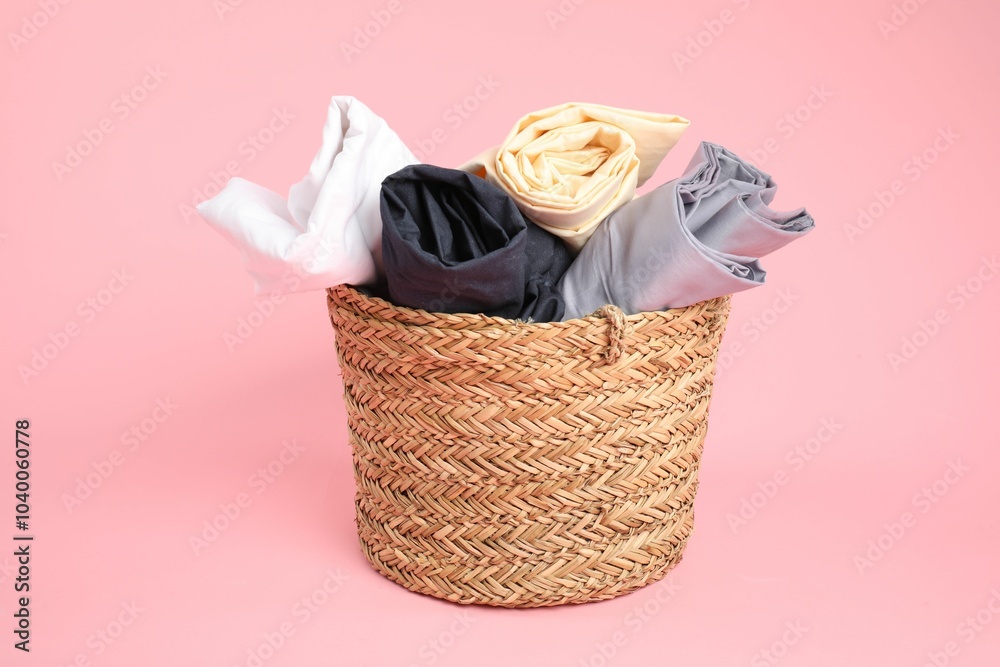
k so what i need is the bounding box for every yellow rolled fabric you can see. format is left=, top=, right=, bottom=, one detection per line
left=460, top=103, right=690, bottom=252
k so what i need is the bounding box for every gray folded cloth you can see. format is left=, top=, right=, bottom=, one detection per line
left=558, top=141, right=814, bottom=319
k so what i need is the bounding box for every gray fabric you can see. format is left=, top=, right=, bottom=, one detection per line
left=558, top=141, right=814, bottom=319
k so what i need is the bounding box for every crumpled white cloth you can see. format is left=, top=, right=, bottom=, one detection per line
left=197, top=96, right=417, bottom=293
left=460, top=102, right=689, bottom=252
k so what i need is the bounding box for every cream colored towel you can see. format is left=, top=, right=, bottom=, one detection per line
left=460, top=103, right=689, bottom=252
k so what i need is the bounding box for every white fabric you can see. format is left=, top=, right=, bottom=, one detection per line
left=197, top=96, right=418, bottom=293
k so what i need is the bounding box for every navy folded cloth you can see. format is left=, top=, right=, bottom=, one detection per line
left=558, top=141, right=815, bottom=318
left=380, top=164, right=571, bottom=321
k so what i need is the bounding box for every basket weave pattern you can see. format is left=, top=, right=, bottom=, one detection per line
left=327, top=284, right=731, bottom=607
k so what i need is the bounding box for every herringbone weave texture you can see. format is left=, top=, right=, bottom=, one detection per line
left=327, top=283, right=731, bottom=607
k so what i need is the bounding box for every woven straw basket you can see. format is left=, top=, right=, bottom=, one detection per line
left=326, top=283, right=731, bottom=608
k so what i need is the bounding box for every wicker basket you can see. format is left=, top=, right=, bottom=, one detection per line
left=326, top=283, right=731, bottom=608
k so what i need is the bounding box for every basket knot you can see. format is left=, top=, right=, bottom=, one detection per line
left=592, top=304, right=627, bottom=364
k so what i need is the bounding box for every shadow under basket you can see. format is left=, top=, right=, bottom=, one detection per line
left=326, top=283, right=731, bottom=608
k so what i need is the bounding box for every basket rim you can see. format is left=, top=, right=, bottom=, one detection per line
left=326, top=282, right=731, bottom=330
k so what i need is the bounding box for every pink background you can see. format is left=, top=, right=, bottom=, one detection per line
left=3, top=0, right=999, bottom=664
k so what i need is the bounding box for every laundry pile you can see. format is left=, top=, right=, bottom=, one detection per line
left=198, top=96, right=814, bottom=321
